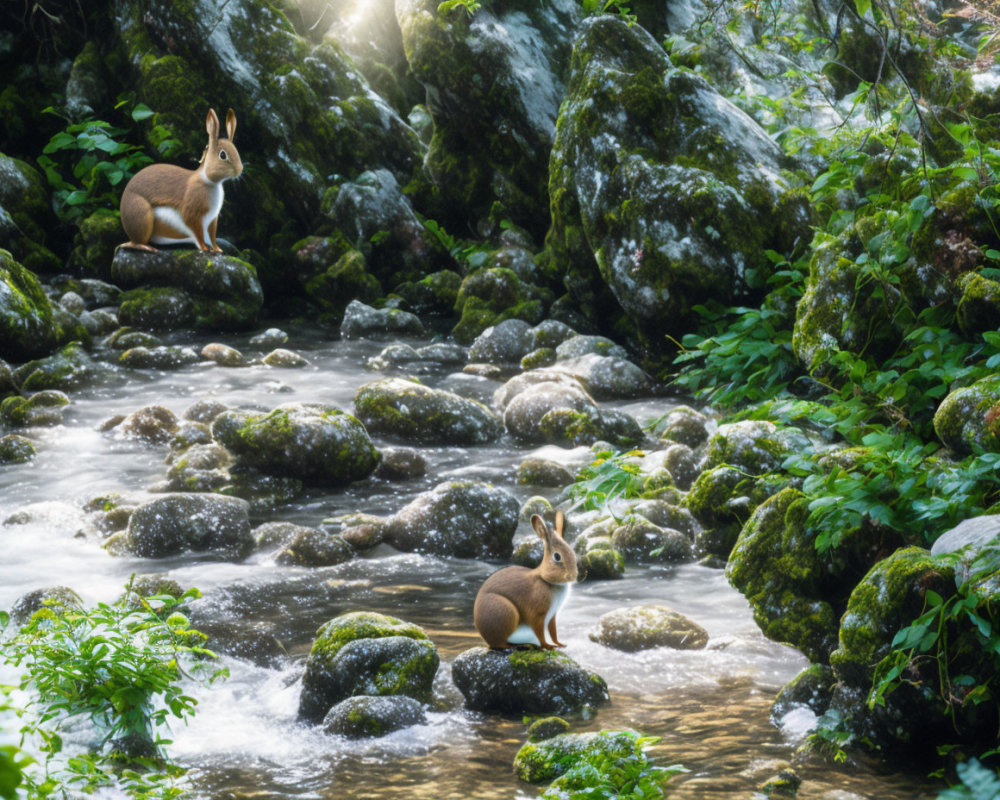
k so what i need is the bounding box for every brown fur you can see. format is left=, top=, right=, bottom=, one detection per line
left=119, top=108, right=242, bottom=252
left=473, top=511, right=577, bottom=650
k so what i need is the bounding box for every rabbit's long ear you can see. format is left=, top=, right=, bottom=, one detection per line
left=225, top=108, right=237, bottom=141
left=554, top=510, right=565, bottom=538
left=206, top=108, right=220, bottom=142
left=531, top=514, right=552, bottom=544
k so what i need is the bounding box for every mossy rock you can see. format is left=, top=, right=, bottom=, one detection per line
left=354, top=377, right=501, bottom=445
left=391, top=269, right=463, bottom=315
left=0, top=434, right=36, bottom=463
left=322, top=694, right=426, bottom=738
left=212, top=403, right=380, bottom=486
left=826, top=547, right=995, bottom=755
left=68, top=210, right=123, bottom=279
left=8, top=586, right=83, bottom=627
left=610, top=519, right=693, bottom=564
left=0, top=156, right=61, bottom=272
left=526, top=716, right=571, bottom=742
left=13, top=342, right=113, bottom=392
left=275, top=529, right=354, bottom=567
left=704, top=420, right=808, bottom=475
left=452, top=269, right=548, bottom=344
left=0, top=250, right=90, bottom=362
left=726, top=488, right=840, bottom=662
left=770, top=663, right=834, bottom=725
left=513, top=730, right=637, bottom=783
left=0, top=390, right=71, bottom=428
left=542, top=17, right=809, bottom=351
left=590, top=605, right=708, bottom=652
left=451, top=647, right=609, bottom=715
left=578, top=545, right=625, bottom=581
left=113, top=249, right=263, bottom=332
left=298, top=611, right=438, bottom=722
left=933, top=374, right=1000, bottom=456
left=396, top=0, right=577, bottom=237
left=516, top=457, right=575, bottom=488
left=339, top=299, right=425, bottom=339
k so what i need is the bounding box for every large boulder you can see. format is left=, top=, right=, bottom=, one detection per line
left=298, top=611, right=439, bottom=722
left=726, top=488, right=841, bottom=662
left=0, top=250, right=89, bottom=362
left=396, top=0, right=580, bottom=237
left=0, top=156, right=60, bottom=272
left=451, top=647, right=609, bottom=714
left=386, top=480, right=519, bottom=558
left=825, top=547, right=994, bottom=756
left=112, top=249, right=263, bottom=331
left=339, top=298, right=426, bottom=340
left=542, top=16, right=808, bottom=350
left=124, top=493, right=254, bottom=560
left=354, top=377, right=502, bottom=445
left=212, top=403, right=380, bottom=485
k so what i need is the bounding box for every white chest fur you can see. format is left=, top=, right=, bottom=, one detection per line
left=506, top=582, right=573, bottom=647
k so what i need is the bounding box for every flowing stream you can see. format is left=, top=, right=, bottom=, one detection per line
left=0, top=324, right=937, bottom=799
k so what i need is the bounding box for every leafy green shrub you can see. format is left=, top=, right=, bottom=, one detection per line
left=36, top=99, right=161, bottom=223
left=541, top=731, right=685, bottom=800
left=566, top=450, right=647, bottom=512
left=938, top=759, right=1000, bottom=800
left=0, top=579, right=225, bottom=798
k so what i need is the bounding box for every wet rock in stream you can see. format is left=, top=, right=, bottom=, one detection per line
left=589, top=605, right=709, bottom=652
left=122, top=492, right=254, bottom=560
left=354, top=377, right=502, bottom=445
left=211, top=403, right=380, bottom=485
left=299, top=611, right=439, bottom=723
left=451, top=647, right=609, bottom=715
left=322, top=694, right=427, bottom=738
left=385, top=480, right=519, bottom=558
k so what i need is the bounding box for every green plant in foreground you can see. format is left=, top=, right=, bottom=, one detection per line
left=542, top=732, right=686, bottom=800
left=1, top=579, right=225, bottom=798
left=937, top=759, right=1000, bottom=799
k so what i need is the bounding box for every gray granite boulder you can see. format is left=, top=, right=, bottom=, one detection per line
left=589, top=605, right=708, bottom=651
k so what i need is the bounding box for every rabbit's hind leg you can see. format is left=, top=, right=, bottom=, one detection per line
left=474, top=592, right=522, bottom=650
left=119, top=190, right=157, bottom=250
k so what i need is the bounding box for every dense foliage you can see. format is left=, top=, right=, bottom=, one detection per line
left=0, top=580, right=223, bottom=799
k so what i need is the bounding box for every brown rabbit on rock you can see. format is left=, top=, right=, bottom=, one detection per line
left=474, top=511, right=577, bottom=650
left=120, top=108, right=242, bottom=253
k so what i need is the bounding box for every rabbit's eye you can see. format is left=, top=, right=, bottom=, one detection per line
left=553, top=552, right=562, bottom=562
left=219, top=150, right=228, bottom=160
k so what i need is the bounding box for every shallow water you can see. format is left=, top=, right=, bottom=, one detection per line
left=0, top=323, right=938, bottom=799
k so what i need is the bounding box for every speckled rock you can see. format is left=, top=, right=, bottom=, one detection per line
left=322, top=694, right=426, bottom=738
left=340, top=299, right=426, bottom=340
left=165, top=443, right=232, bottom=492
left=498, top=375, right=642, bottom=448
left=451, top=647, right=609, bottom=714
left=299, top=611, right=439, bottom=722
left=610, top=518, right=693, bottom=563
left=0, top=434, right=35, bottom=463
left=116, top=405, right=179, bottom=444
left=933, top=374, right=1000, bottom=456
left=468, top=318, right=535, bottom=365
left=275, top=528, right=354, bottom=567
left=112, top=249, right=263, bottom=332
left=704, top=420, right=809, bottom=474
left=655, top=406, right=711, bottom=448
left=125, top=492, right=253, bottom=560
left=201, top=342, right=247, bottom=367
left=212, top=403, right=379, bottom=486
left=555, top=335, right=627, bottom=361
left=8, top=586, right=82, bottom=627
left=589, top=605, right=708, bottom=651
left=543, top=16, right=808, bottom=350
left=386, top=480, right=519, bottom=558
left=374, top=446, right=427, bottom=481
left=262, top=348, right=311, bottom=368
left=516, top=457, right=575, bottom=487
left=354, top=377, right=502, bottom=445
left=547, top=353, right=654, bottom=400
